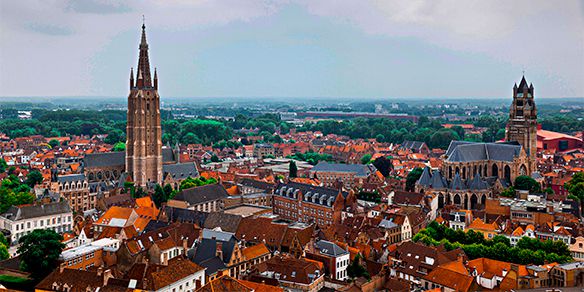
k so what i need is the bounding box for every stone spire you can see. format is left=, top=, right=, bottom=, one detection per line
left=136, top=22, right=152, bottom=88
left=129, top=67, right=134, bottom=89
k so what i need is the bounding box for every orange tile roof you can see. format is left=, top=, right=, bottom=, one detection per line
left=467, top=258, right=529, bottom=277
left=242, top=243, right=270, bottom=260
left=133, top=217, right=151, bottom=232
left=468, top=218, right=498, bottom=232
left=96, top=206, right=134, bottom=225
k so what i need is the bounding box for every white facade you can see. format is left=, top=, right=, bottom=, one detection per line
left=335, top=253, right=350, bottom=281
left=0, top=205, right=73, bottom=245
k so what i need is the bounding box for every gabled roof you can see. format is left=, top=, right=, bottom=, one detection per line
left=173, top=184, right=229, bottom=205
left=163, top=162, right=198, bottom=180
left=315, top=240, right=348, bottom=257
left=430, top=170, right=447, bottom=189
left=1, top=201, right=71, bottom=221
left=418, top=167, right=432, bottom=187
left=311, top=161, right=377, bottom=177
left=450, top=172, right=466, bottom=190
left=468, top=173, right=489, bottom=190
left=445, top=141, right=522, bottom=163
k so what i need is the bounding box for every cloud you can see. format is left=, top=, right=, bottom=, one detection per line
left=64, top=0, right=132, bottom=14
left=0, top=0, right=582, bottom=97
left=26, top=23, right=74, bottom=36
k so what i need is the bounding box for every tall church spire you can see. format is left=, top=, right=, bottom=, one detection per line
left=136, top=21, right=152, bottom=88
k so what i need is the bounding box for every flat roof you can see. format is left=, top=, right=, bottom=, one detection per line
left=224, top=205, right=270, bottom=217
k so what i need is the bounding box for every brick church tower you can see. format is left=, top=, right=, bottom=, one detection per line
left=506, top=76, right=537, bottom=174
left=126, top=23, right=162, bottom=186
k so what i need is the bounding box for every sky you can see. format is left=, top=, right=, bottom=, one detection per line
left=0, top=0, right=583, bottom=99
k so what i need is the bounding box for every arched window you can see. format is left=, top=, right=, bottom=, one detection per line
left=491, top=164, right=499, bottom=178
left=504, top=165, right=511, bottom=182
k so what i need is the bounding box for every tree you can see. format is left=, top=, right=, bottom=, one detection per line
left=48, top=139, right=59, bottom=149
left=405, top=167, right=423, bottom=192
left=0, top=243, right=8, bottom=260
left=347, top=254, right=370, bottom=280
left=112, top=142, right=126, bottom=152
left=514, top=175, right=541, bottom=193
left=372, top=156, right=393, bottom=177
left=0, top=159, right=6, bottom=173
left=565, top=172, right=584, bottom=214
left=451, top=126, right=465, bottom=140
left=210, top=155, right=220, bottom=163
left=428, top=129, right=460, bottom=149
left=360, top=154, right=372, bottom=164
left=133, top=187, right=146, bottom=198
left=152, top=184, right=167, bottom=208
left=163, top=184, right=176, bottom=200
left=18, top=229, right=65, bottom=279
left=289, top=161, right=298, bottom=178
left=25, top=170, right=43, bottom=187
left=499, top=186, right=516, bottom=198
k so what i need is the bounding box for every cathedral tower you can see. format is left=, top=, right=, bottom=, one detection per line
left=506, top=76, right=537, bottom=174
left=126, top=23, right=162, bottom=186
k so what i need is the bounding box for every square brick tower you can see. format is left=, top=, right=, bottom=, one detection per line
left=506, top=76, right=537, bottom=175
left=126, top=23, right=162, bottom=186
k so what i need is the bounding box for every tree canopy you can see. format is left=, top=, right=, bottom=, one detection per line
left=18, top=229, right=65, bottom=279
left=514, top=175, right=541, bottom=193
left=405, top=167, right=423, bottom=192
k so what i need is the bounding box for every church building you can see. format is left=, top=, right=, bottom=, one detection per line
left=416, top=76, right=539, bottom=210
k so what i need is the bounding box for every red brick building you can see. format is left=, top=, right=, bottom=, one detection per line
left=273, top=182, right=356, bottom=227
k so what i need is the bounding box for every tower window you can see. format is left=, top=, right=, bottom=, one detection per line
left=516, top=110, right=523, bottom=116
left=516, top=100, right=523, bottom=107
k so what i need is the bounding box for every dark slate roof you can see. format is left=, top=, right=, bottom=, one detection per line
left=57, top=173, right=85, bottom=183
left=445, top=141, right=522, bottom=163
left=311, top=162, right=376, bottom=177
left=161, top=148, right=178, bottom=163
left=450, top=173, right=466, bottom=190
left=239, top=178, right=274, bottom=192
left=401, top=141, right=427, bottom=151
left=430, top=170, right=447, bottom=189
left=203, top=213, right=242, bottom=233
left=143, top=220, right=172, bottom=233
left=315, top=240, right=348, bottom=257
left=163, top=162, right=199, bottom=180
left=173, top=184, right=229, bottom=205
left=84, top=151, right=125, bottom=168
left=89, top=181, right=111, bottom=193
left=468, top=173, right=489, bottom=190
left=161, top=206, right=208, bottom=226
left=193, top=236, right=237, bottom=266
left=275, top=182, right=346, bottom=208
left=197, top=256, right=226, bottom=276
left=417, top=167, right=432, bottom=187
left=1, top=201, right=71, bottom=221
left=84, top=148, right=176, bottom=169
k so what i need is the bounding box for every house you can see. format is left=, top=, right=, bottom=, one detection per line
left=309, top=162, right=379, bottom=189
left=467, top=218, right=499, bottom=240
left=0, top=201, right=73, bottom=246
left=59, top=238, right=120, bottom=271
left=305, top=240, right=350, bottom=281
left=388, top=241, right=464, bottom=286
left=550, top=262, right=584, bottom=287
left=273, top=182, right=354, bottom=228
left=35, top=267, right=114, bottom=292
left=168, top=184, right=229, bottom=212
left=116, top=222, right=200, bottom=273
left=251, top=254, right=325, bottom=292
left=466, top=258, right=546, bottom=290
left=421, top=259, right=476, bottom=292
left=93, top=206, right=139, bottom=234
left=400, top=141, right=430, bottom=154
left=570, top=236, right=584, bottom=261
left=142, top=257, right=206, bottom=292
left=49, top=173, right=95, bottom=212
